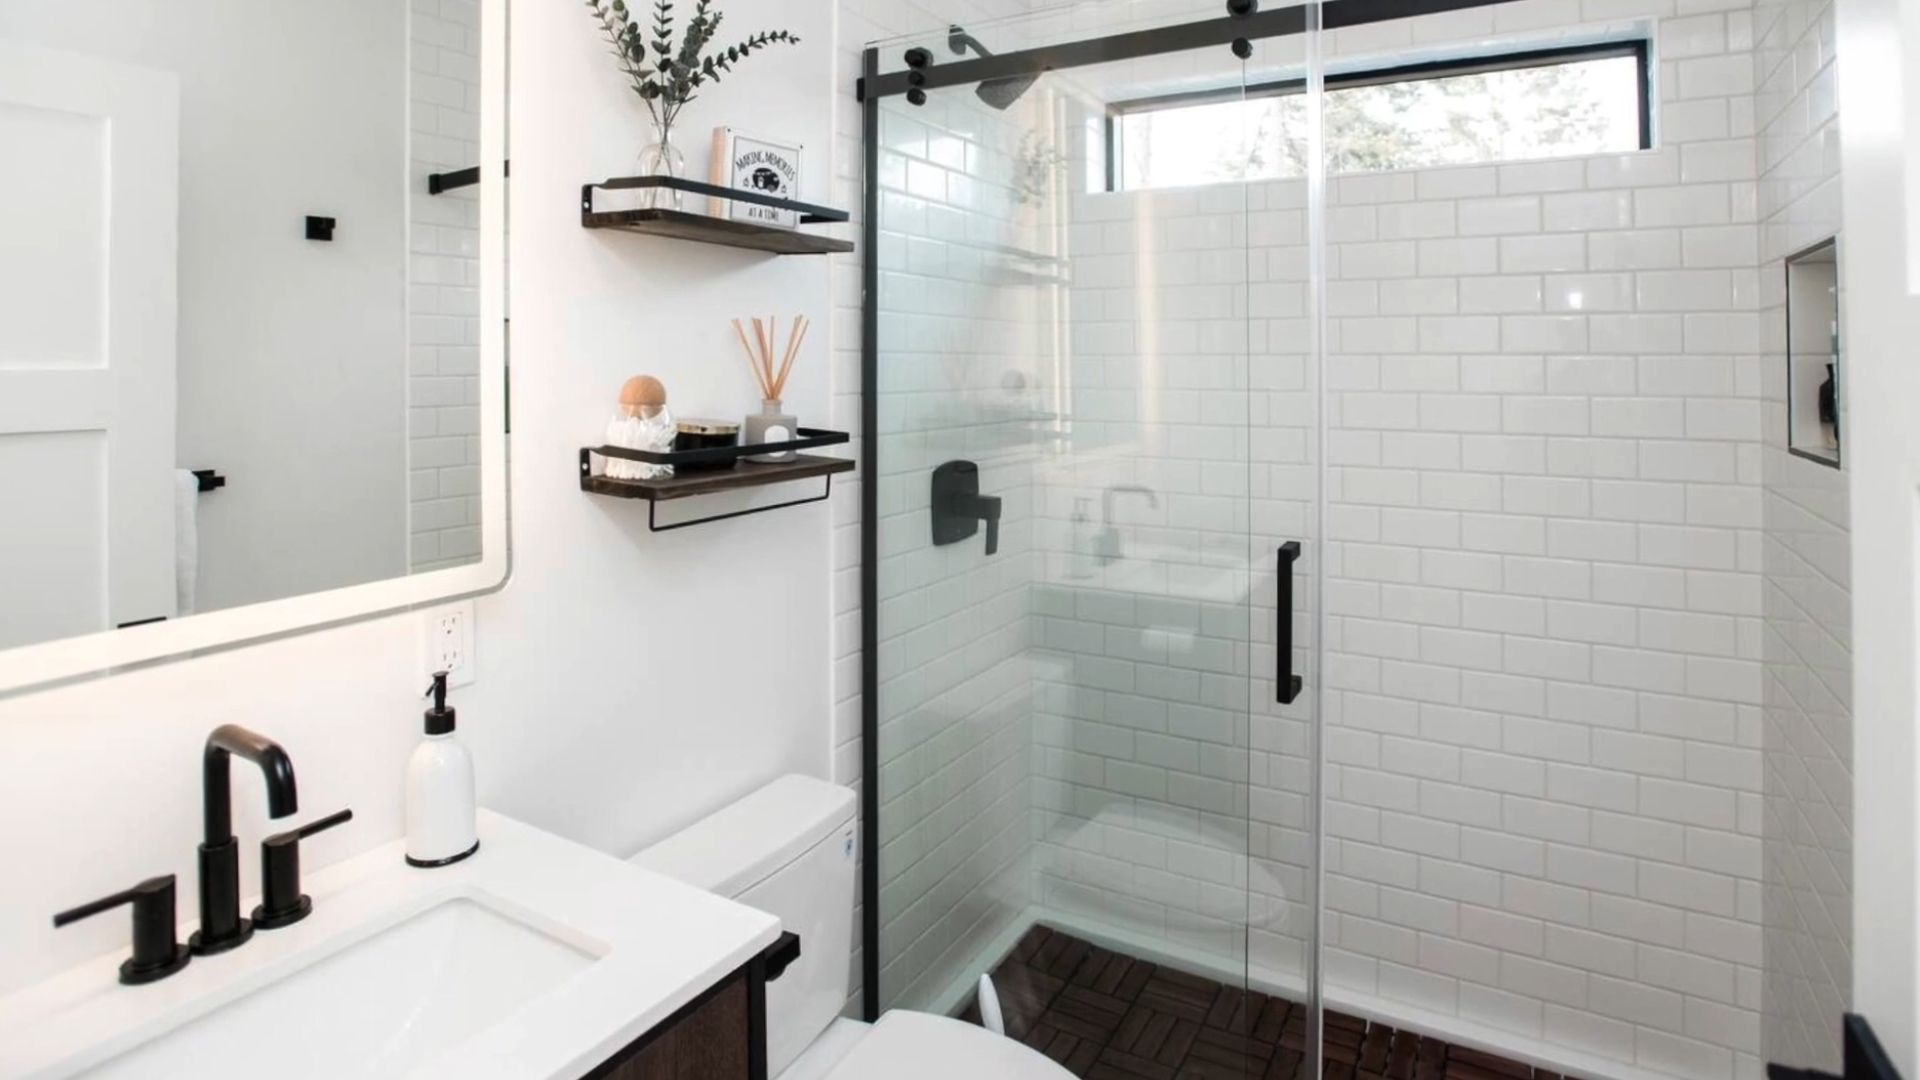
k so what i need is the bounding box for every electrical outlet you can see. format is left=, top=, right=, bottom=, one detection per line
left=426, top=602, right=476, bottom=687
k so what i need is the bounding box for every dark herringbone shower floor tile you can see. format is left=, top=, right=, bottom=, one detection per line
left=959, top=925, right=1582, bottom=1080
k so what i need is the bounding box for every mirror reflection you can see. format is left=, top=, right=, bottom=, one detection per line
left=0, top=3, right=486, bottom=651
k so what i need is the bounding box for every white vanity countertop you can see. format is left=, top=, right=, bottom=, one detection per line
left=0, top=810, right=782, bottom=1079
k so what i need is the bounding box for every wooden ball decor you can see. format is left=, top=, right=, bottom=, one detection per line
left=619, top=375, right=668, bottom=418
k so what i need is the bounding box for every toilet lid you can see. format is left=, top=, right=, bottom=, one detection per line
left=822, top=1011, right=1075, bottom=1080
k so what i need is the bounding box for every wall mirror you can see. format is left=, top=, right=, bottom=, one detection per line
left=0, top=0, right=509, bottom=695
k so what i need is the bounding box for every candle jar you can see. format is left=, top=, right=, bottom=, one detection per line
left=672, top=418, right=741, bottom=471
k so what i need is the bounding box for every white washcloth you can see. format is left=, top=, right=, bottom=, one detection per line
left=174, top=470, right=199, bottom=616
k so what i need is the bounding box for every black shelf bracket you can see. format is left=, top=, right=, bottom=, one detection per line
left=191, top=469, right=226, bottom=493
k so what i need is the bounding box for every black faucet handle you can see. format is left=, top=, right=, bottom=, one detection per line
left=254, top=808, right=353, bottom=931
left=54, top=875, right=191, bottom=985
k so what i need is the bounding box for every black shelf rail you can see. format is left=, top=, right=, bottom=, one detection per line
left=579, top=428, right=853, bottom=532
left=580, top=177, right=855, bottom=254
left=581, top=176, right=849, bottom=225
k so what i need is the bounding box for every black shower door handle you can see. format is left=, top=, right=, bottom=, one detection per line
left=1276, top=541, right=1303, bottom=705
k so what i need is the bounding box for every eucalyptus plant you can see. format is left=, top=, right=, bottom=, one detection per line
left=584, top=0, right=799, bottom=145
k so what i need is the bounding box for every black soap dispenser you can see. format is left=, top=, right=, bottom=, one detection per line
left=405, top=671, right=478, bottom=867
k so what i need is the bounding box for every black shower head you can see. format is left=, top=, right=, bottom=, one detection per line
left=947, top=24, right=1036, bottom=111
left=975, top=74, right=1039, bottom=110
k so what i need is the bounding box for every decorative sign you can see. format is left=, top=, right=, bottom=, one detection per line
left=709, top=128, right=803, bottom=229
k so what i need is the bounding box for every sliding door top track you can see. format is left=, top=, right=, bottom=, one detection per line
left=858, top=0, right=1529, bottom=100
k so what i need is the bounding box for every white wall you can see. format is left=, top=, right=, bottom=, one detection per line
left=0, top=2, right=411, bottom=614
left=1832, top=0, right=1917, bottom=1071
left=1753, top=0, right=1850, bottom=1070
left=0, top=0, right=840, bottom=997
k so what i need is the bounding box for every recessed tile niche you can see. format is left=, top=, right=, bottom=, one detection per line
left=1786, top=237, right=1842, bottom=468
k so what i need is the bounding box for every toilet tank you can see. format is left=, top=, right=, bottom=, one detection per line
left=633, top=775, right=857, bottom=1077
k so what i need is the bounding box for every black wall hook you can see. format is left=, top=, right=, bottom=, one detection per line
left=304, top=216, right=335, bottom=242
left=191, top=469, right=226, bottom=493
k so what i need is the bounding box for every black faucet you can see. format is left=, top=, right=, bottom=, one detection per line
left=193, top=724, right=298, bottom=955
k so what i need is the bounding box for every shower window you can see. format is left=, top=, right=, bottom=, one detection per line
left=1110, top=41, right=1650, bottom=190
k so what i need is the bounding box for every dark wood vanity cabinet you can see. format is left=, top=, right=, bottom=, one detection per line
left=589, top=966, right=755, bottom=1080
left=582, top=932, right=799, bottom=1080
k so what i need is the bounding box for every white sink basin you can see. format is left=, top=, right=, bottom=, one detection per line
left=88, top=897, right=598, bottom=1079
left=0, top=812, right=781, bottom=1080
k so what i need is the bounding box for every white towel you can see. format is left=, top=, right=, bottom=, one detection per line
left=174, top=470, right=199, bottom=617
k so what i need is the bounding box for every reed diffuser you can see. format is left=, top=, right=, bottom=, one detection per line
left=732, top=314, right=809, bottom=462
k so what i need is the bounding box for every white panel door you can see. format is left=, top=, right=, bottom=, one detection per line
left=0, top=42, right=178, bottom=646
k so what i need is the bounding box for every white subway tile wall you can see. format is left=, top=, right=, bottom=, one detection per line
left=1401, top=56, right=1769, bottom=1080
left=1008, top=2, right=1773, bottom=1075
left=1752, top=0, right=1849, bottom=1071
left=409, top=0, right=484, bottom=571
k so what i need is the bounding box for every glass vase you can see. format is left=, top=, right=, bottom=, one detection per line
left=638, top=127, right=686, bottom=211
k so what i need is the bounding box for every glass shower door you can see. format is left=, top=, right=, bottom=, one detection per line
left=865, top=10, right=1323, bottom=1075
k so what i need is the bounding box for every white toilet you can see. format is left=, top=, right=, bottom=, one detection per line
left=633, top=774, right=1074, bottom=1080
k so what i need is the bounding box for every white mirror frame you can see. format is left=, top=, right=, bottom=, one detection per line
left=0, top=0, right=511, bottom=698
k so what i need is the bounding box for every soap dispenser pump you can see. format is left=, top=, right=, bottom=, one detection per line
left=406, top=671, right=478, bottom=868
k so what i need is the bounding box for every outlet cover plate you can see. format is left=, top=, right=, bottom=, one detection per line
left=425, top=602, right=476, bottom=687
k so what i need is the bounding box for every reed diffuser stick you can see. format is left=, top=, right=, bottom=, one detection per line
left=772, top=316, right=807, bottom=401
left=731, top=318, right=771, bottom=399
left=772, top=318, right=803, bottom=401
left=732, top=314, right=811, bottom=403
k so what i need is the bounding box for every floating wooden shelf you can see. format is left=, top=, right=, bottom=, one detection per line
left=579, top=428, right=853, bottom=531
left=581, top=176, right=854, bottom=256
left=583, top=208, right=855, bottom=254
